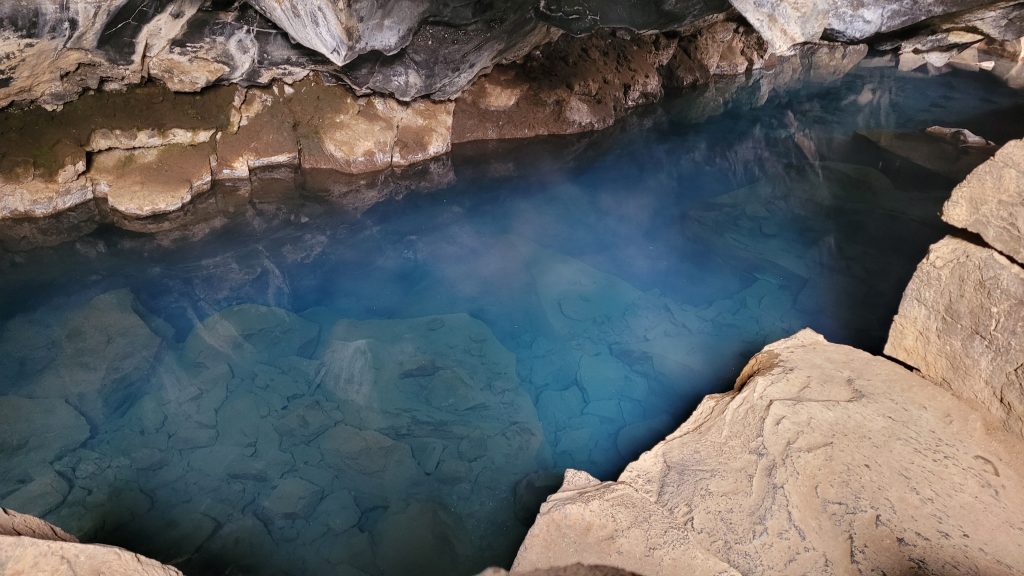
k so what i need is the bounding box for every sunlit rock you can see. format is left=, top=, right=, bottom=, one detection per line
left=0, top=1, right=200, bottom=110
left=515, top=330, right=1024, bottom=575
left=943, top=139, right=1024, bottom=264
left=0, top=534, right=184, bottom=575
left=730, top=0, right=996, bottom=53
left=291, top=81, right=454, bottom=174
left=886, top=236, right=1024, bottom=439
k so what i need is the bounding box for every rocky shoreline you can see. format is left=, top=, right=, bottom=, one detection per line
left=2, top=1, right=1024, bottom=575
left=511, top=138, right=1024, bottom=574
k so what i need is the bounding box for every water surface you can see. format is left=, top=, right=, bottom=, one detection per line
left=1, top=64, right=1022, bottom=575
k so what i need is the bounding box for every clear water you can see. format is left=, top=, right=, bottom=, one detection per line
left=1, top=64, right=1022, bottom=576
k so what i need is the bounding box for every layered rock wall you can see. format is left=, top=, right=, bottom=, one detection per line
left=1, top=0, right=1021, bottom=110
left=0, top=23, right=869, bottom=223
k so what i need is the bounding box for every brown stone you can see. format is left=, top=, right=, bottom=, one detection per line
left=90, top=143, right=216, bottom=217
left=943, top=139, right=1024, bottom=265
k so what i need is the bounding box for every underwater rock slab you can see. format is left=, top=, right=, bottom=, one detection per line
left=515, top=330, right=1024, bottom=575
left=943, top=139, right=1024, bottom=265
left=0, top=397, right=89, bottom=484
left=886, top=236, right=1024, bottom=440
left=21, top=290, right=162, bottom=425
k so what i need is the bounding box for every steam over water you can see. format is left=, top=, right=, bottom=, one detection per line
left=1, top=65, right=1021, bottom=575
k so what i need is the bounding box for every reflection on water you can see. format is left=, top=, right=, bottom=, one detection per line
left=1, top=64, right=1023, bottom=576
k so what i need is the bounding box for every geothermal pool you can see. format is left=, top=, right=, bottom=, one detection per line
left=1, top=64, right=1022, bottom=575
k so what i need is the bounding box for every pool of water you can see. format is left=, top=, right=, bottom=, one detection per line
left=1, top=63, right=1022, bottom=575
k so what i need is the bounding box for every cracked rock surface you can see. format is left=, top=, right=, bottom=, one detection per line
left=886, top=237, right=1024, bottom=441
left=514, top=330, right=1024, bottom=575
left=943, top=139, right=1024, bottom=265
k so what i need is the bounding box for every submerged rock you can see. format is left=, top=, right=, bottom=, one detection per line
left=0, top=534, right=183, bottom=576
left=856, top=129, right=994, bottom=181
left=515, top=330, right=1024, bottom=575
left=90, top=143, right=216, bottom=218
left=886, top=236, right=1024, bottom=440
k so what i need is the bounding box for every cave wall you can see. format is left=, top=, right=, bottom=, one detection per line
left=2, top=0, right=1023, bottom=110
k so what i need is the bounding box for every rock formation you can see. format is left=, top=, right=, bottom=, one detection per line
left=886, top=138, right=1024, bottom=441
left=0, top=508, right=182, bottom=576
left=514, top=330, right=1024, bottom=575
left=1, top=0, right=1022, bottom=223
left=943, top=139, right=1024, bottom=264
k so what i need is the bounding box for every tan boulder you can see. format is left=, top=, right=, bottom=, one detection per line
left=515, top=330, right=1024, bottom=575
left=0, top=508, right=76, bottom=542
left=943, top=139, right=1024, bottom=265
left=0, top=508, right=181, bottom=576
left=481, top=565, right=640, bottom=576
left=0, top=536, right=183, bottom=576
left=885, top=236, right=1024, bottom=439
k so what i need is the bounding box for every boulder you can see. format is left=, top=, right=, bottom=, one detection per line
left=0, top=508, right=75, bottom=542
left=885, top=236, right=1024, bottom=440
left=943, top=139, right=1024, bottom=265
left=0, top=534, right=183, bottom=576
left=515, top=330, right=1024, bottom=575
left=856, top=129, right=993, bottom=181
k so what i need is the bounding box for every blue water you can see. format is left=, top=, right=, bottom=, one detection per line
left=1, top=64, right=1022, bottom=575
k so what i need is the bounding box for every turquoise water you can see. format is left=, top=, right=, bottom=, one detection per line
left=1, top=64, right=1022, bottom=575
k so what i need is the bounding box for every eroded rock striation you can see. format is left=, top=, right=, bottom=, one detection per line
left=514, top=330, right=1024, bottom=575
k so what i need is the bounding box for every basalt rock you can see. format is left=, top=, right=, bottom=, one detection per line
left=514, top=330, right=1024, bottom=575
